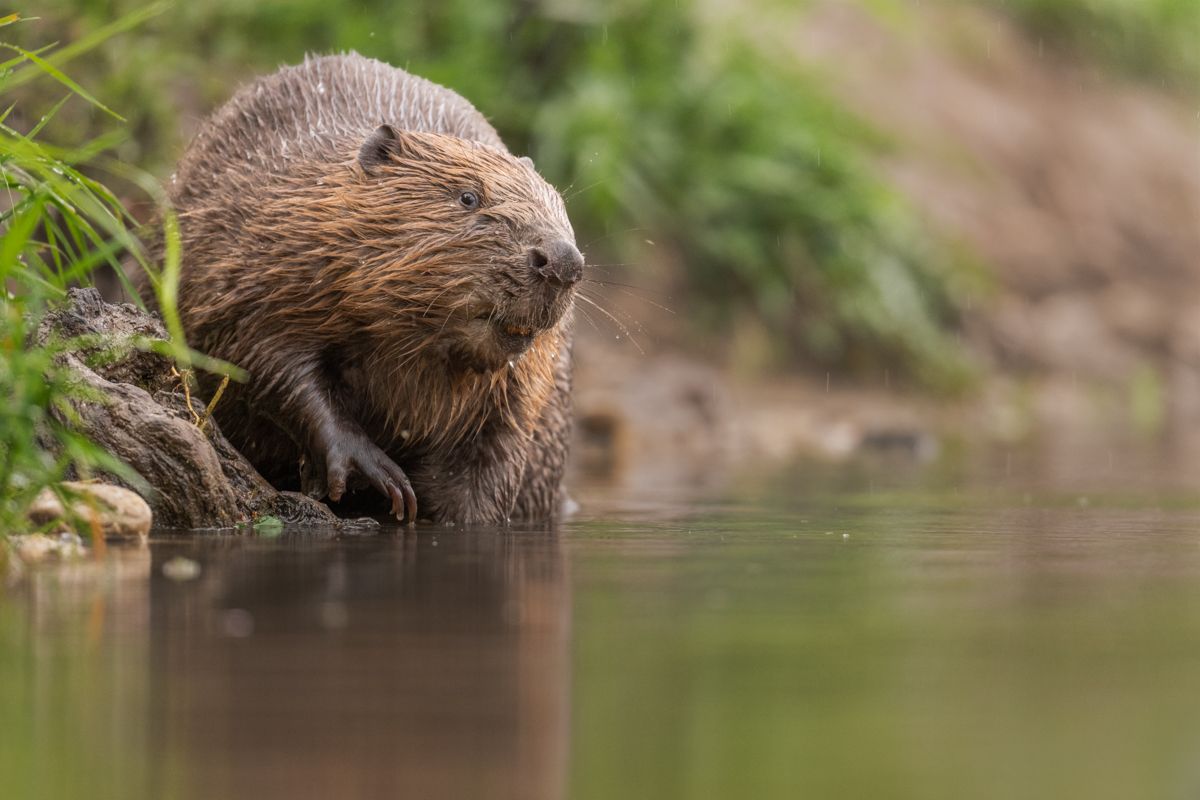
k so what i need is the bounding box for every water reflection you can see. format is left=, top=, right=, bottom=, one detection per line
left=566, top=503, right=1200, bottom=800
left=154, top=529, right=569, bottom=800
left=3, top=528, right=570, bottom=800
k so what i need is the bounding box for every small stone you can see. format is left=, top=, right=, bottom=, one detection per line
left=27, top=481, right=152, bottom=540
left=162, top=556, right=201, bottom=581
left=8, top=532, right=87, bottom=564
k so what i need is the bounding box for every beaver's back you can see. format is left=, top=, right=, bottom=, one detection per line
left=171, top=52, right=506, bottom=205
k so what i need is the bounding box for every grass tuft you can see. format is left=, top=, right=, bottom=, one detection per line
left=0, top=8, right=199, bottom=537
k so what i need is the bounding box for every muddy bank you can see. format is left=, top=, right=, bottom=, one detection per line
left=569, top=325, right=943, bottom=494
left=790, top=2, right=1200, bottom=397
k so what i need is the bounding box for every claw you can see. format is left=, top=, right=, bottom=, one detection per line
left=386, top=481, right=418, bottom=525
left=386, top=484, right=404, bottom=521
left=401, top=481, right=417, bottom=525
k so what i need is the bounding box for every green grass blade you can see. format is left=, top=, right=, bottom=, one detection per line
left=0, top=195, right=44, bottom=281
left=0, top=44, right=124, bottom=120
left=0, top=4, right=166, bottom=92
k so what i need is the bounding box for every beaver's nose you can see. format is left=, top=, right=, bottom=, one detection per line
left=528, top=240, right=583, bottom=288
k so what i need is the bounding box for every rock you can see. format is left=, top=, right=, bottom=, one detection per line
left=27, top=481, right=153, bottom=540
left=858, top=429, right=940, bottom=462
left=8, top=532, right=87, bottom=564
left=32, top=289, right=340, bottom=530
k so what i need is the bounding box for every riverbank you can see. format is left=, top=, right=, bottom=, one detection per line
left=571, top=0, right=1199, bottom=493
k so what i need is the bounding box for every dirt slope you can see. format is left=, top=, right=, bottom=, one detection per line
left=791, top=2, right=1200, bottom=391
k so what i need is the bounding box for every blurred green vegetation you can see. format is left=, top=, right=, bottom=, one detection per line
left=28, top=0, right=981, bottom=390
left=990, top=0, right=1200, bottom=89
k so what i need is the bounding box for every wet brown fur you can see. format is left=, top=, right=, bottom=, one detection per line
left=147, top=53, right=578, bottom=524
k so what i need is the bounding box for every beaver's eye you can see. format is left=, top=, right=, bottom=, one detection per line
left=458, top=190, right=479, bottom=210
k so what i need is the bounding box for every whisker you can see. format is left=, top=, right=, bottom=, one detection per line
left=556, top=177, right=579, bottom=198
left=577, top=266, right=631, bottom=281
left=578, top=289, right=651, bottom=337
left=573, top=304, right=601, bottom=332
left=584, top=277, right=646, bottom=290
left=580, top=227, right=649, bottom=251
left=564, top=179, right=605, bottom=201
left=584, top=280, right=675, bottom=314
left=576, top=293, right=646, bottom=355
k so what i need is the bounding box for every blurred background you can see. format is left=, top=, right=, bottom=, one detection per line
left=21, top=0, right=1200, bottom=496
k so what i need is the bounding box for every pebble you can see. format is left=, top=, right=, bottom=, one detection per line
left=162, top=556, right=201, bottom=581
left=27, top=481, right=152, bottom=540
left=7, top=532, right=87, bottom=565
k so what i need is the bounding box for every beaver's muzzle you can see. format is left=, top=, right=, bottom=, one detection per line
left=527, top=239, right=583, bottom=288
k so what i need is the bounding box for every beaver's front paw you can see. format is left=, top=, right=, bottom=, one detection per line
left=302, top=432, right=417, bottom=523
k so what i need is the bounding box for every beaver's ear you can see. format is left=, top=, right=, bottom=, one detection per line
left=358, top=124, right=421, bottom=173
left=518, top=156, right=535, bottom=171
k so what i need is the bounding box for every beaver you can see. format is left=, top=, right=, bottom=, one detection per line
left=148, top=53, right=582, bottom=525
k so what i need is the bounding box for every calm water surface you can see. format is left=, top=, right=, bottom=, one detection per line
left=4, top=448, right=1200, bottom=799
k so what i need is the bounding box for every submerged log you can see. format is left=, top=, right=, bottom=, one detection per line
left=34, top=288, right=337, bottom=529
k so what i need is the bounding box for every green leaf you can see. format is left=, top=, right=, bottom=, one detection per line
left=0, top=44, right=125, bottom=121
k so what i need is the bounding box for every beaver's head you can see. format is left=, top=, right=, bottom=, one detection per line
left=347, top=125, right=581, bottom=373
